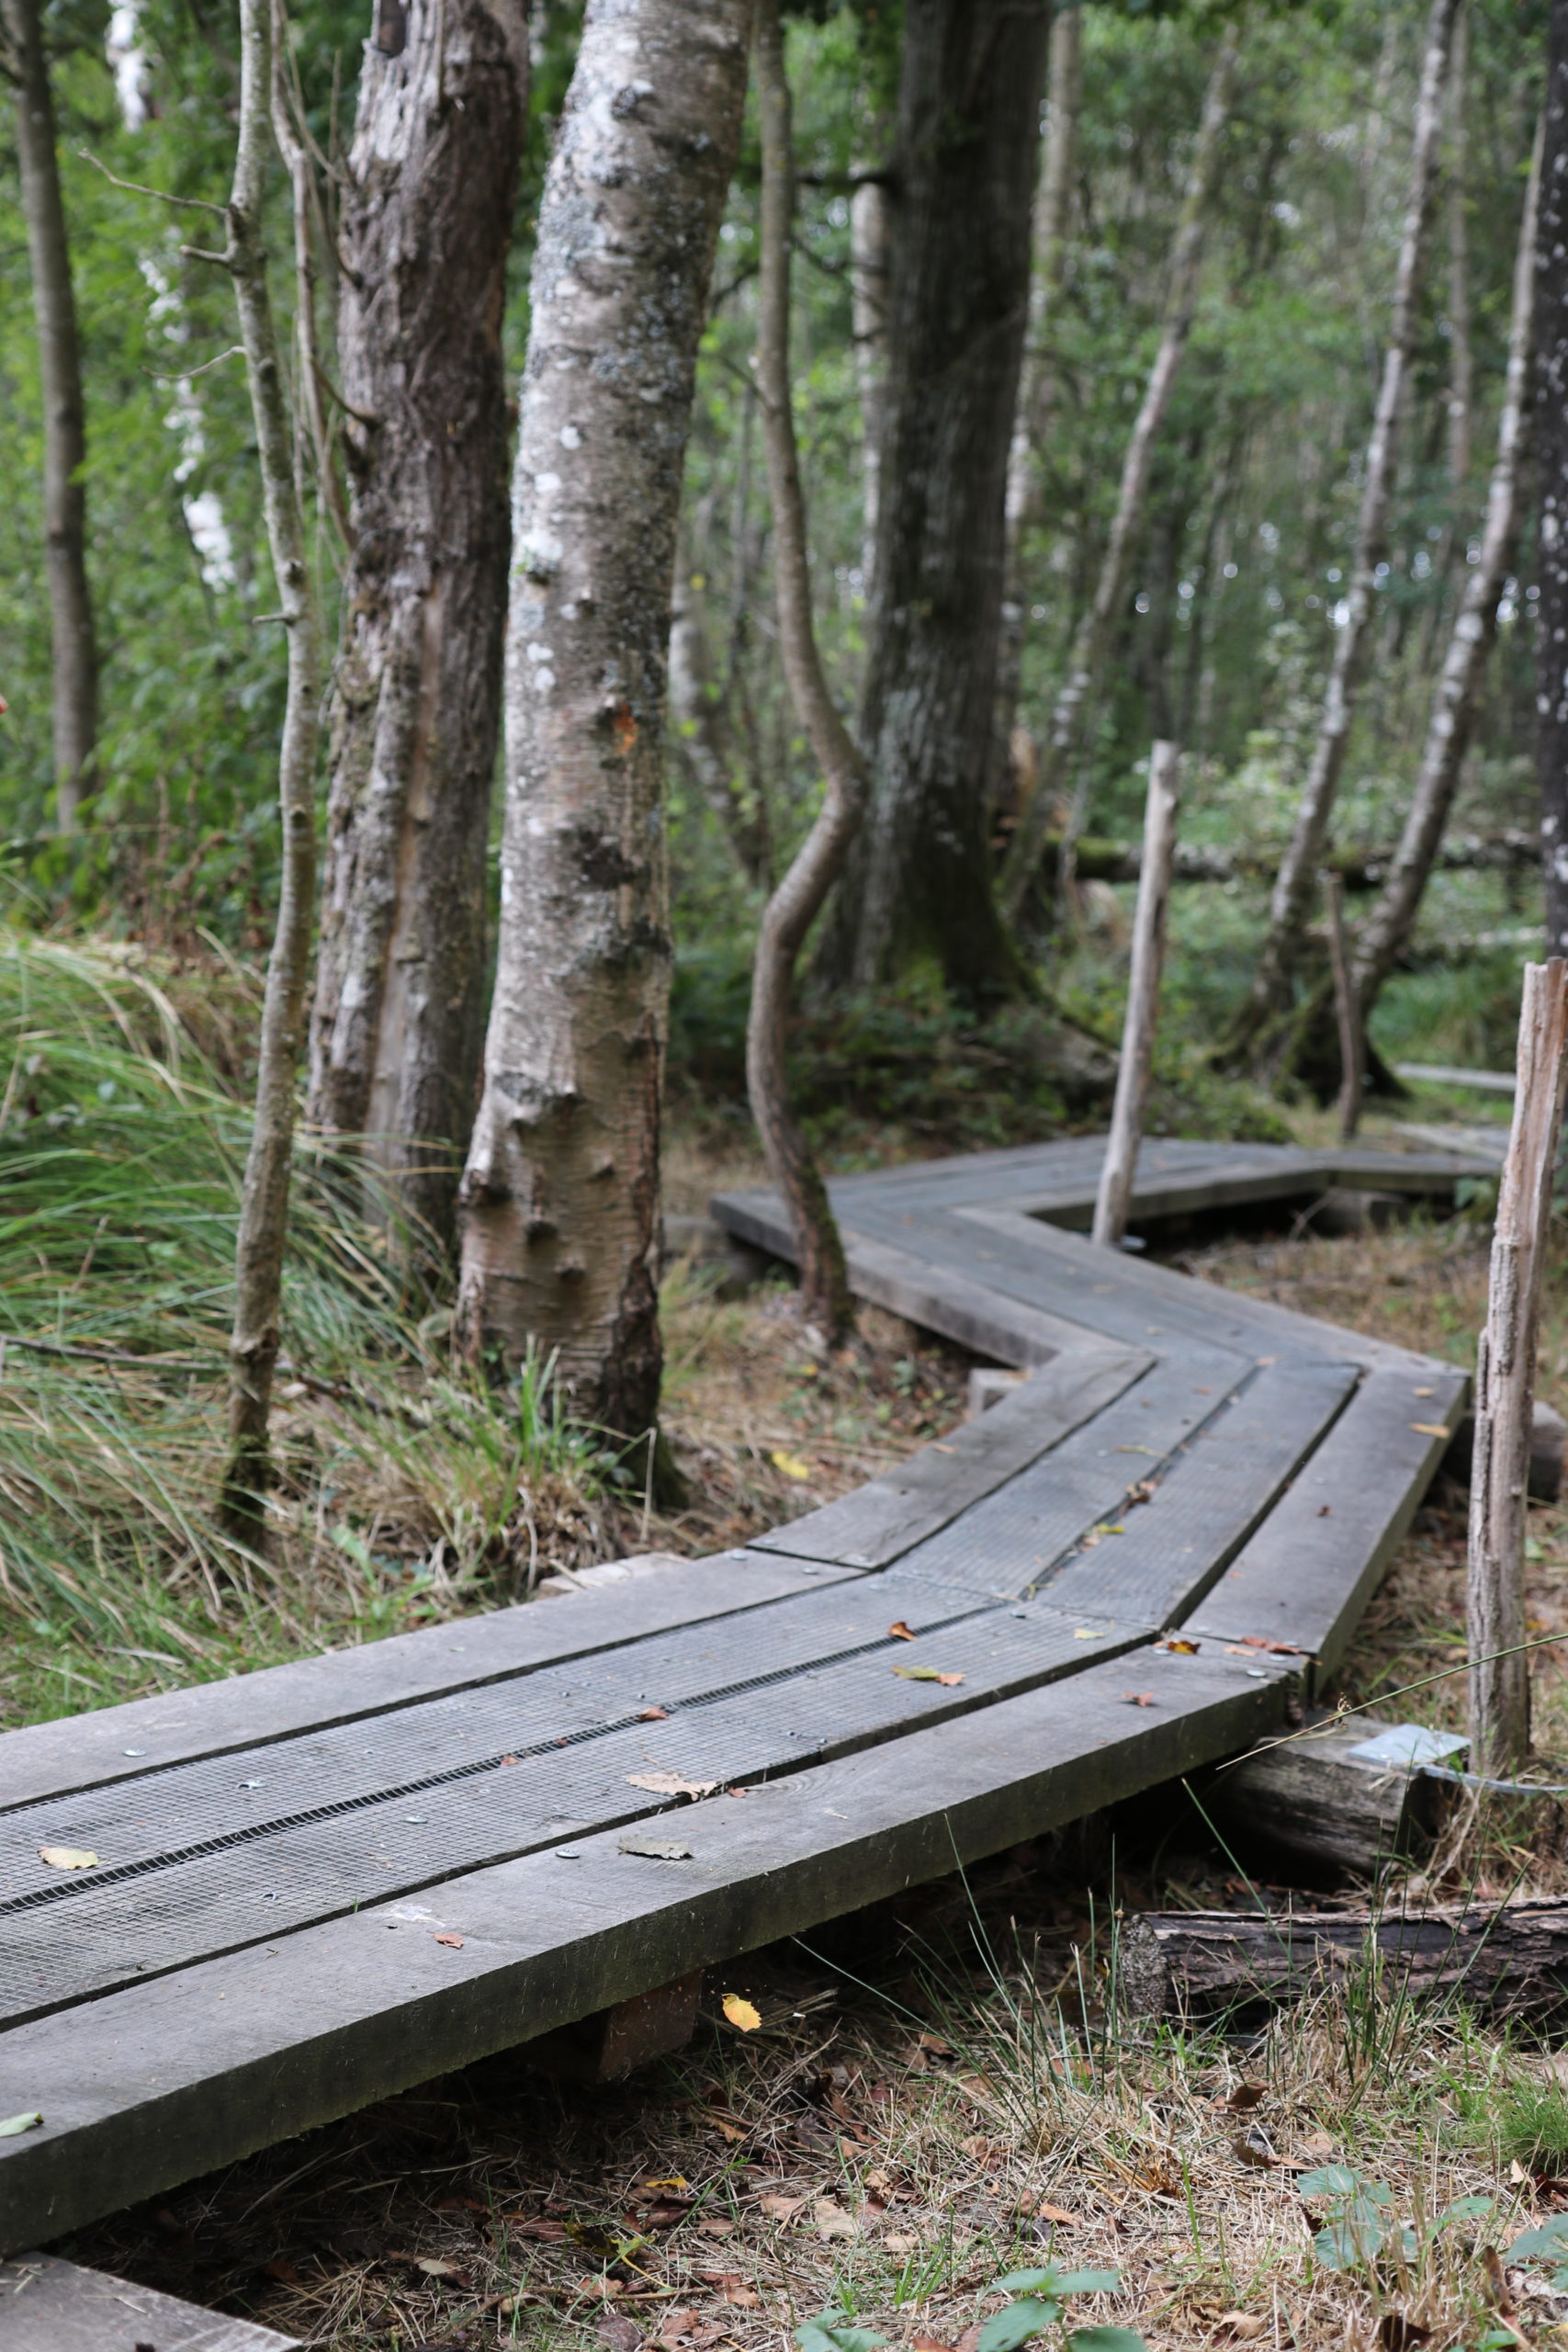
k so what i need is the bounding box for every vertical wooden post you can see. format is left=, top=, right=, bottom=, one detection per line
left=1468, top=959, right=1568, bottom=1772
left=1092, top=741, right=1180, bottom=1250
left=1323, top=869, right=1364, bottom=1141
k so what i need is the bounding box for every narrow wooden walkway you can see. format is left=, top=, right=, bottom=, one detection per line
left=0, top=1134, right=1489, bottom=2267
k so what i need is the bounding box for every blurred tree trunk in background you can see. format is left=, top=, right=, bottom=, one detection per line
left=1538, top=0, right=1568, bottom=958
left=815, top=0, right=1051, bottom=1001
left=457, top=0, right=750, bottom=1451
left=1, top=0, right=98, bottom=829
left=306, top=0, right=528, bottom=1241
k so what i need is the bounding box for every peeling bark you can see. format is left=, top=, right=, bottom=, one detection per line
left=457, top=0, right=750, bottom=1442
left=1353, top=128, right=1540, bottom=1023
left=748, top=0, right=868, bottom=1346
left=1537, top=0, right=1568, bottom=957
left=307, top=0, right=528, bottom=1238
left=1, top=0, right=98, bottom=829
left=219, top=0, right=324, bottom=1532
left=1235, top=0, right=1459, bottom=1046
left=999, top=23, right=1240, bottom=925
left=816, top=0, right=1051, bottom=1000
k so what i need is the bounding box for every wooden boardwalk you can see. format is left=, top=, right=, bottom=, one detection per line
left=0, top=1133, right=1489, bottom=2268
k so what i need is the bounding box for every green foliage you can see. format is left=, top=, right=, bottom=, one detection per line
left=1297, top=2165, right=1494, bottom=2276
left=972, top=2262, right=1144, bottom=2352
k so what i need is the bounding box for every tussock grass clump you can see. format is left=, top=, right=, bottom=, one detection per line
left=0, top=919, right=617, bottom=1728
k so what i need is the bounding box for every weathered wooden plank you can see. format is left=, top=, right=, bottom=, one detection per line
left=750, top=1341, right=1150, bottom=1566
left=0, top=1600, right=1146, bottom=2025
left=0, top=1645, right=1296, bottom=2255
left=0, top=1553, right=857, bottom=1815
left=885, top=1353, right=1250, bottom=1598
left=1181, top=1364, right=1470, bottom=1671
left=0, top=2255, right=297, bottom=2351
left=1040, top=1358, right=1359, bottom=1625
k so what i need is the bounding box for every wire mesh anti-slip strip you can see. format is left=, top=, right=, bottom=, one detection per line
left=0, top=1595, right=999, bottom=1921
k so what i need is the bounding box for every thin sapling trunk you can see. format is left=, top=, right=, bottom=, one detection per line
left=749, top=0, right=869, bottom=1346
left=1091, top=741, right=1179, bottom=1250
left=214, top=0, right=324, bottom=1535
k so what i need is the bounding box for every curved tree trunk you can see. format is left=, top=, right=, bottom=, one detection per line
left=1352, top=122, right=1540, bottom=1023
left=814, top=0, right=1051, bottom=1001
left=306, top=0, right=527, bottom=1241
left=999, top=22, right=1240, bottom=925
left=1231, top=0, right=1459, bottom=1053
left=748, top=0, right=868, bottom=1348
left=457, top=0, right=750, bottom=1443
left=219, top=0, right=324, bottom=1534
left=1537, top=0, right=1568, bottom=958
left=1, top=0, right=98, bottom=830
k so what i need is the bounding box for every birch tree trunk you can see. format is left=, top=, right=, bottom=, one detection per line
left=1232, top=0, right=1459, bottom=1049
left=0, top=0, right=99, bottom=829
left=1000, top=24, right=1240, bottom=925
left=306, top=0, right=528, bottom=1240
left=850, top=172, right=890, bottom=590
left=1352, top=124, right=1540, bottom=1022
left=1537, top=0, right=1568, bottom=959
left=1444, top=0, right=1472, bottom=495
left=1092, top=741, right=1179, bottom=1251
left=813, top=0, right=1051, bottom=1000
left=994, top=6, right=1082, bottom=810
left=1468, top=961, right=1568, bottom=1773
left=457, top=0, right=750, bottom=1444
left=748, top=0, right=868, bottom=1348
left=219, top=0, right=323, bottom=1532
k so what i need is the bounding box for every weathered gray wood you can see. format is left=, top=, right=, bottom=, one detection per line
left=0, top=2255, right=298, bottom=2351
left=1469, top=959, right=1568, bottom=1770
left=1121, top=1892, right=1568, bottom=2020
left=751, top=1341, right=1149, bottom=1566
left=0, top=1645, right=1295, bottom=2255
left=1182, top=1364, right=1469, bottom=1672
left=1204, top=1711, right=1438, bottom=1874
left=0, top=1552, right=853, bottom=1815
left=1040, top=1358, right=1358, bottom=1626
left=1093, top=739, right=1180, bottom=1248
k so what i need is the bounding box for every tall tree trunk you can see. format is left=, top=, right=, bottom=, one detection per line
left=748, top=0, right=868, bottom=1349
left=219, top=0, right=324, bottom=1532
left=1538, top=0, right=1568, bottom=958
left=1231, top=0, right=1459, bottom=1051
left=998, top=23, right=1240, bottom=925
left=669, top=562, right=771, bottom=888
left=814, top=0, right=1052, bottom=1001
left=1444, top=0, right=1472, bottom=494
left=306, top=0, right=528, bottom=1240
left=1, top=0, right=99, bottom=830
left=456, top=0, right=750, bottom=1443
left=1353, top=122, right=1540, bottom=1021
left=850, top=171, right=891, bottom=589
left=994, top=5, right=1082, bottom=809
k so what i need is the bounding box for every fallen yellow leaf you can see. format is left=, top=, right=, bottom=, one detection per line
left=627, top=1770, right=718, bottom=1801
left=771, top=1451, right=814, bottom=1480
left=1411, top=1422, right=1451, bottom=1439
left=644, top=2177, right=692, bottom=2194
left=722, top=1994, right=761, bottom=2032
left=893, top=1665, right=964, bottom=1686
left=38, top=1845, right=97, bottom=1871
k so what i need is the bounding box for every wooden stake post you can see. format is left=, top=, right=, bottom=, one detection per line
left=1093, top=741, right=1180, bottom=1249
left=1468, top=958, right=1568, bottom=1772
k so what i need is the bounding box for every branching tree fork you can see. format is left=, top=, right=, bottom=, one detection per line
left=748, top=0, right=869, bottom=1347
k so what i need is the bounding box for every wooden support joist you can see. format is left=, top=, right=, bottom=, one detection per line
left=0, top=2253, right=298, bottom=2350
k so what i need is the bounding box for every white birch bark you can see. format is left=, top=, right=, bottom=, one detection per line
left=1352, top=124, right=1540, bottom=1018
left=1000, top=23, right=1239, bottom=922
left=1236, top=0, right=1459, bottom=1037
left=850, top=172, right=891, bottom=588
left=457, top=0, right=751, bottom=1443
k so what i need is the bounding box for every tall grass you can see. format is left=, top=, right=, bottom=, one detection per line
left=0, top=920, right=614, bottom=1728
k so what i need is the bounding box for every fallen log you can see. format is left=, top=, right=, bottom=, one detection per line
left=1043, top=828, right=1538, bottom=893
left=1122, top=1892, right=1568, bottom=2019
left=1201, top=1711, right=1446, bottom=1876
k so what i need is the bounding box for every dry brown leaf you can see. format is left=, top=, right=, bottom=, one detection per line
left=757, top=2195, right=805, bottom=2222
left=702, top=2274, right=761, bottom=2308
left=658, top=2313, right=697, bottom=2345
left=884, top=2233, right=920, bottom=2254
left=1122, top=1691, right=1156, bottom=1708
left=627, top=1771, right=718, bottom=1802
left=505, top=2215, right=568, bottom=2241
left=1221, top=2082, right=1266, bottom=2112
left=38, top=1845, right=97, bottom=1871
left=910, top=2334, right=953, bottom=2350
left=599, top=2320, right=645, bottom=2352
left=1034, top=2199, right=1081, bottom=2227
left=887, top=1621, right=916, bottom=1641
left=722, top=1994, right=761, bottom=2032
left=892, top=1665, right=965, bottom=1686
left=433, top=1931, right=465, bottom=1949
left=1213, top=2316, right=1267, bottom=2343
left=813, top=2199, right=859, bottom=2241
left=1232, top=2130, right=1278, bottom=2170
left=1163, top=1638, right=1201, bottom=1656
left=637, top=1706, right=670, bottom=1722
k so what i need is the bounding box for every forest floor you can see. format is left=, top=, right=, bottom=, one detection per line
left=61, top=1112, right=1568, bottom=2352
